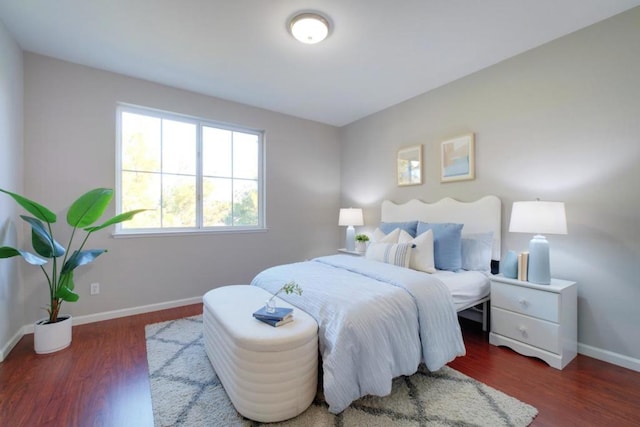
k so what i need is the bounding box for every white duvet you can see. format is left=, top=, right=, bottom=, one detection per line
left=250, top=254, right=465, bottom=414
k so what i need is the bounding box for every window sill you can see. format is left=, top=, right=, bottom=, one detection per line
left=112, top=228, right=268, bottom=238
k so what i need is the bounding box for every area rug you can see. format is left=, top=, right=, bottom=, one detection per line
left=146, top=315, right=538, bottom=426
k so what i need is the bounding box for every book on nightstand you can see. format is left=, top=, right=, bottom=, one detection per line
left=517, top=251, right=529, bottom=281
left=253, top=306, right=293, bottom=320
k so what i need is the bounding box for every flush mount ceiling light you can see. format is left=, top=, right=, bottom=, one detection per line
left=289, top=12, right=330, bottom=44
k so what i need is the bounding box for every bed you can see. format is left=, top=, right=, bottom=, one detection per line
left=382, top=196, right=502, bottom=328
left=251, top=196, right=501, bottom=414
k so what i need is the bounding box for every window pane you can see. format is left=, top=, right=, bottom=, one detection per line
left=233, top=179, right=258, bottom=226
left=233, top=132, right=259, bottom=179
left=203, top=126, right=232, bottom=177
left=203, top=177, right=232, bottom=226
left=122, top=112, right=161, bottom=172
left=117, top=106, right=263, bottom=233
left=121, top=171, right=160, bottom=228
left=162, top=119, right=196, bottom=175
left=162, top=174, right=196, bottom=227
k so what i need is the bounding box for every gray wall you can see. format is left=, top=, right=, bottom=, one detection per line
left=340, top=9, right=640, bottom=366
left=0, top=20, right=24, bottom=360
left=21, top=53, right=341, bottom=324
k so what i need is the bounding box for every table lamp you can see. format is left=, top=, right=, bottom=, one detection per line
left=339, top=208, right=364, bottom=252
left=509, top=200, right=567, bottom=285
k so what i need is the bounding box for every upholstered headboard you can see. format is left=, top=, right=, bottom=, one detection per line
left=381, top=196, right=502, bottom=261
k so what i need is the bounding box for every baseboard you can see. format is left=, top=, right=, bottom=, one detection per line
left=578, top=343, right=640, bottom=372
left=7, top=296, right=639, bottom=375
left=0, top=329, right=25, bottom=362
left=21, top=296, right=203, bottom=335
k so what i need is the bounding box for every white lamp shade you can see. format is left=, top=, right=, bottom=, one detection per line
left=509, top=201, right=567, bottom=235
left=338, top=208, right=364, bottom=226
left=289, top=13, right=329, bottom=44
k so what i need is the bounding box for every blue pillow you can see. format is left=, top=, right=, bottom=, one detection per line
left=461, top=232, right=493, bottom=271
left=379, top=221, right=418, bottom=237
left=416, top=222, right=464, bottom=271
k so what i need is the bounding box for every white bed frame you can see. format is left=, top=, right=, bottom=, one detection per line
left=381, top=195, right=502, bottom=330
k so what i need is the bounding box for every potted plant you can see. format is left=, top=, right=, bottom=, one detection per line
left=0, top=188, right=146, bottom=354
left=355, top=234, right=370, bottom=253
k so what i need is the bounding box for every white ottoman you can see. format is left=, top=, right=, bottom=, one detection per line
left=203, top=285, right=318, bottom=423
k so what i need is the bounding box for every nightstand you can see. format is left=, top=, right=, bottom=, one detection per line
left=489, top=275, right=577, bottom=369
left=337, top=248, right=363, bottom=256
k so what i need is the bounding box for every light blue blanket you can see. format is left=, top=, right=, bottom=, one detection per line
left=251, top=254, right=465, bottom=414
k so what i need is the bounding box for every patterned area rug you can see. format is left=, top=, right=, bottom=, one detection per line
left=146, top=315, right=537, bottom=426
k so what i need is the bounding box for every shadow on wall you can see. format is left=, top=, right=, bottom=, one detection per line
left=558, top=220, right=639, bottom=359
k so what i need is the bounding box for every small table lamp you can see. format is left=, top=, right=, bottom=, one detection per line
left=339, top=208, right=364, bottom=252
left=509, top=200, right=567, bottom=285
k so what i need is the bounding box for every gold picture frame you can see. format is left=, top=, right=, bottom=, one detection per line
left=397, top=145, right=422, bottom=186
left=440, top=133, right=475, bottom=182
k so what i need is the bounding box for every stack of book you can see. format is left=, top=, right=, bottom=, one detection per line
left=252, top=306, right=294, bottom=327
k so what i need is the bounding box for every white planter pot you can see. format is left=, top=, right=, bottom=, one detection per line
left=355, top=241, right=368, bottom=253
left=34, top=315, right=72, bottom=354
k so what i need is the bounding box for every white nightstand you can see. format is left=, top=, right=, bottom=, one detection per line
left=489, top=275, right=577, bottom=370
left=337, top=248, right=363, bottom=256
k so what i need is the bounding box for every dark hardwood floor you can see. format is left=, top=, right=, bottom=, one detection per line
left=1, top=305, right=639, bottom=426
left=450, top=319, right=640, bottom=426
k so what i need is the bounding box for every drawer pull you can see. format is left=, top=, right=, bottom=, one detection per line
left=517, top=325, right=528, bottom=338
left=518, top=298, right=529, bottom=308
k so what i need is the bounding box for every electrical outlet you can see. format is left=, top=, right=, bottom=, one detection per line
left=90, top=282, right=100, bottom=295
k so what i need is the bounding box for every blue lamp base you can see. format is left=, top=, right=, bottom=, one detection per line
left=528, top=235, right=551, bottom=285
left=345, top=225, right=356, bottom=251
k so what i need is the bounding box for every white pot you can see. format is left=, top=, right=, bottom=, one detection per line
left=355, top=241, right=368, bottom=253
left=34, top=315, right=72, bottom=354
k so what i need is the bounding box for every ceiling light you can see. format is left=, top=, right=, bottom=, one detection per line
left=289, top=12, right=330, bottom=44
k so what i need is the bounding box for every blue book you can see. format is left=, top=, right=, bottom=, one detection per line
left=252, top=306, right=293, bottom=321
left=255, top=316, right=294, bottom=327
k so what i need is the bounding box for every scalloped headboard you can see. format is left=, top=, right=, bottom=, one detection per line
left=381, top=196, right=502, bottom=260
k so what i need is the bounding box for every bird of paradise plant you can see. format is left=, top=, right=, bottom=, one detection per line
left=0, top=188, right=146, bottom=323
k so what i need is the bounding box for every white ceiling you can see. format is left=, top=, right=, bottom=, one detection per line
left=1, top=0, right=639, bottom=126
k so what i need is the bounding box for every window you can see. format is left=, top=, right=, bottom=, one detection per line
left=116, top=105, right=264, bottom=234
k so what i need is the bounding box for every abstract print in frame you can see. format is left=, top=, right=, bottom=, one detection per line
left=440, top=133, right=475, bottom=182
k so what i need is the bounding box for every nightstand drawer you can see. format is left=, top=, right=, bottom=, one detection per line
left=491, top=281, right=560, bottom=322
left=492, top=307, right=560, bottom=354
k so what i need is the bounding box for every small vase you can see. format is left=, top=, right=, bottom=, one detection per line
left=265, top=298, right=276, bottom=313
left=502, top=250, right=518, bottom=279
left=355, top=241, right=367, bottom=253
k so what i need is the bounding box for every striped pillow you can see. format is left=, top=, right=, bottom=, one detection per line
left=365, top=242, right=413, bottom=268
left=398, top=229, right=436, bottom=273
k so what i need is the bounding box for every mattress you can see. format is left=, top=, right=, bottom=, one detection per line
left=252, top=255, right=465, bottom=414
left=433, top=270, right=491, bottom=311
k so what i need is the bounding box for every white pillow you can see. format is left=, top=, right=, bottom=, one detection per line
left=365, top=242, right=413, bottom=268
left=399, top=229, right=436, bottom=273
left=372, top=227, right=400, bottom=243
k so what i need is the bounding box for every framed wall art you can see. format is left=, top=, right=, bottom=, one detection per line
left=440, top=133, right=475, bottom=182
left=397, top=144, right=422, bottom=186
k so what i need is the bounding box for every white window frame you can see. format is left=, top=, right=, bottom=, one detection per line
left=115, top=104, right=266, bottom=236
